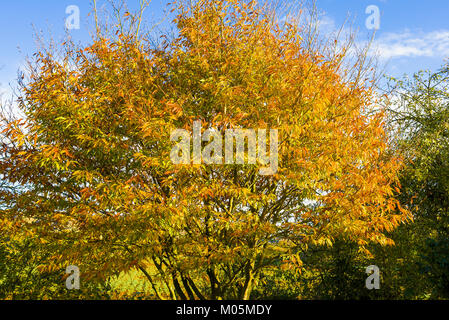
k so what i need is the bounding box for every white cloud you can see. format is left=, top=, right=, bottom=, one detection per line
left=0, top=83, right=15, bottom=100
left=371, top=29, right=449, bottom=59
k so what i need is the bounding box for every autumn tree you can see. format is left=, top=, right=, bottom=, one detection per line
left=0, top=0, right=410, bottom=299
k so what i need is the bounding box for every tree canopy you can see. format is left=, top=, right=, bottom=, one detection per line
left=0, top=0, right=410, bottom=299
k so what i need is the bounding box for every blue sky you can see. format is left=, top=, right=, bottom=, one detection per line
left=1, top=0, right=449, bottom=98
left=315, top=0, right=449, bottom=76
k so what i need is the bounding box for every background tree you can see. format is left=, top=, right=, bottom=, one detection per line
left=384, top=65, right=449, bottom=298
